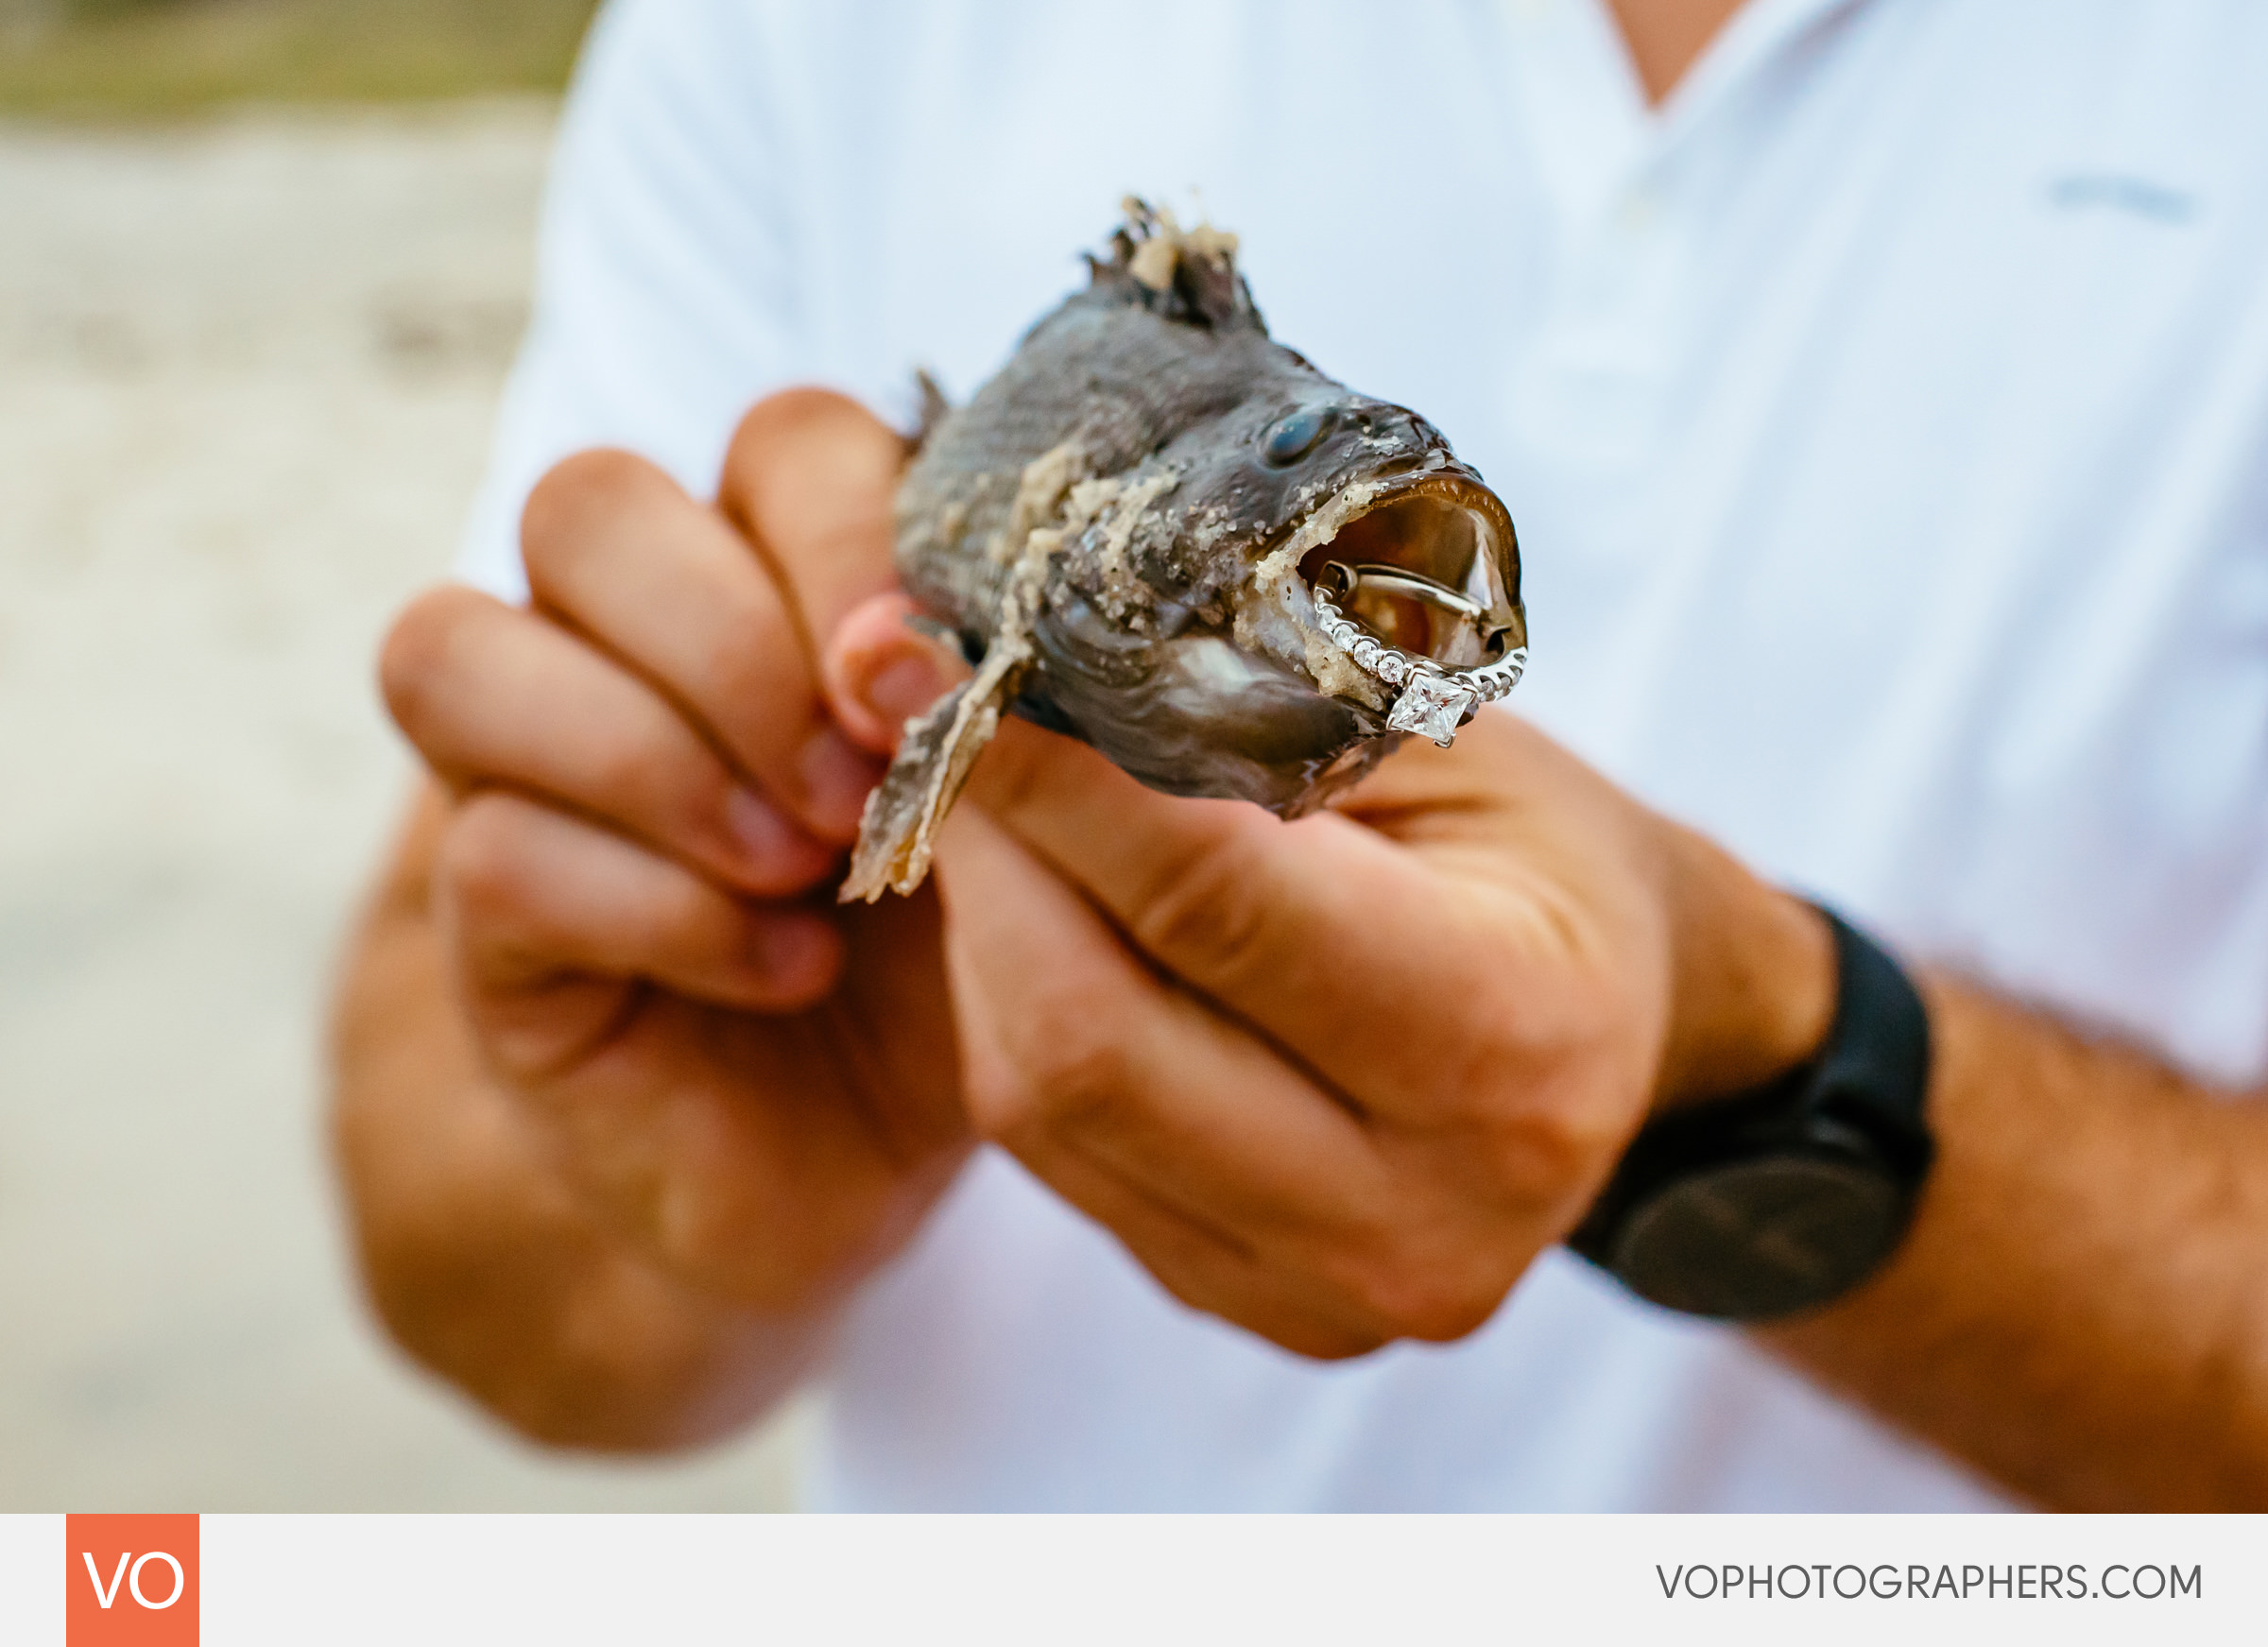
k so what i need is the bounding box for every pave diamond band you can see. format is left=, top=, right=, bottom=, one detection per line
left=1310, top=561, right=1529, bottom=747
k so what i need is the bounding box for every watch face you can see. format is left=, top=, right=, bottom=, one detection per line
left=1608, top=1155, right=1910, bottom=1321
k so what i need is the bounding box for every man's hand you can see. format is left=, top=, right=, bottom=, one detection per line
left=824, top=598, right=1835, bottom=1359
left=833, top=600, right=2268, bottom=1510
left=335, top=391, right=968, bottom=1446
left=343, top=385, right=2268, bottom=1508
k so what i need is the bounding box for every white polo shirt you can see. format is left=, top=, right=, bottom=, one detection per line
left=456, top=0, right=2268, bottom=1508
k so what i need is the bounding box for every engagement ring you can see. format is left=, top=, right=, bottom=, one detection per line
left=1310, top=560, right=1529, bottom=747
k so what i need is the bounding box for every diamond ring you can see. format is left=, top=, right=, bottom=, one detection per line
left=1310, top=560, right=1529, bottom=747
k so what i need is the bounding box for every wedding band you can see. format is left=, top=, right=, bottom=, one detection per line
left=1310, top=561, right=1529, bottom=747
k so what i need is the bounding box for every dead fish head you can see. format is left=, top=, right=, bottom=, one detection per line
left=1027, top=372, right=1525, bottom=813
left=1174, top=387, right=1524, bottom=664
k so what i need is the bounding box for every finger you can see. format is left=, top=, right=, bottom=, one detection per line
left=382, top=583, right=835, bottom=898
left=717, top=388, right=909, bottom=696
left=521, top=447, right=883, bottom=843
left=938, top=824, right=1404, bottom=1357
left=823, top=590, right=968, bottom=754
left=438, top=789, right=844, bottom=1078
left=963, top=715, right=1589, bottom=1126
left=933, top=804, right=1387, bottom=1244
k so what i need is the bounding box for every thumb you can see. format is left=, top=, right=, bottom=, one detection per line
left=820, top=591, right=970, bottom=755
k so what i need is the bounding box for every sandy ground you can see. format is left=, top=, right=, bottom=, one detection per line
left=0, top=101, right=804, bottom=1508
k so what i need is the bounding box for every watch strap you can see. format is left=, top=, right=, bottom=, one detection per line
left=1566, top=906, right=1933, bottom=1320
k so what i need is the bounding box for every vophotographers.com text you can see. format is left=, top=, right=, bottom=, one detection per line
left=1656, top=1562, right=2201, bottom=1602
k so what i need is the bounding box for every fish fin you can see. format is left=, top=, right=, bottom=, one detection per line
left=902, top=368, right=953, bottom=455
left=1092, top=197, right=1264, bottom=334
left=849, top=429, right=1076, bottom=900
left=840, top=645, right=1028, bottom=902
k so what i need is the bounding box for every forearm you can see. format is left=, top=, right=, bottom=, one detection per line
left=327, top=793, right=830, bottom=1451
left=1760, top=973, right=2268, bottom=1509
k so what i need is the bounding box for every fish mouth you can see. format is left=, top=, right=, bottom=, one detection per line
left=1287, top=467, right=1526, bottom=672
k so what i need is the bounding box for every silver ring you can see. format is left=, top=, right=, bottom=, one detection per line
left=1310, top=562, right=1528, bottom=747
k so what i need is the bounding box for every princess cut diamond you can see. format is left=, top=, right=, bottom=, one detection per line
left=1386, top=672, right=1479, bottom=747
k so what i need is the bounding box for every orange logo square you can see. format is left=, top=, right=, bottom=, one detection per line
left=66, top=1515, right=198, bottom=1646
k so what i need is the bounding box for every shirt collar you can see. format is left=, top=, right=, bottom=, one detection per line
left=1494, top=0, right=1880, bottom=219
left=1656, top=0, right=1878, bottom=140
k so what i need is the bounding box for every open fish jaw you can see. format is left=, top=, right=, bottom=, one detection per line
left=1250, top=464, right=1524, bottom=677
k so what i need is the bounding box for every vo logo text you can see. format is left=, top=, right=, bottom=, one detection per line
left=66, top=1515, right=198, bottom=1646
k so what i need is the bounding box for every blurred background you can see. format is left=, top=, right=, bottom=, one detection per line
left=0, top=0, right=806, bottom=1506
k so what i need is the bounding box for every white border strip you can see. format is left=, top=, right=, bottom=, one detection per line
left=6, top=1512, right=2261, bottom=1646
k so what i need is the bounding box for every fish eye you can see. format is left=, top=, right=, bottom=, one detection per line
left=1261, top=407, right=1332, bottom=466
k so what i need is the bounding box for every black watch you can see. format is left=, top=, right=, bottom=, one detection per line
left=1567, top=906, right=1934, bottom=1322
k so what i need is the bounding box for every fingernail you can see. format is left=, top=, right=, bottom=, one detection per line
left=799, top=728, right=884, bottom=837
left=866, top=652, right=949, bottom=722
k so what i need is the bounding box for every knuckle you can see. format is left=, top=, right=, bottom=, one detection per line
left=520, top=447, right=666, bottom=581
left=1291, top=1326, right=1393, bottom=1363
left=1521, top=1101, right=1631, bottom=1192
left=1399, top=1287, right=1502, bottom=1345
left=435, top=794, right=540, bottom=929
left=724, top=388, right=902, bottom=545
left=973, top=1019, right=1137, bottom=1145
left=1337, top=1241, right=1503, bottom=1345
left=730, top=385, right=855, bottom=452
left=728, top=386, right=894, bottom=477
left=1426, top=985, right=1633, bottom=1183
left=378, top=585, right=483, bottom=737
left=1472, top=1068, right=1634, bottom=1198
left=584, top=723, right=683, bottom=813
left=1027, top=1032, right=1138, bottom=1121
left=622, top=869, right=722, bottom=968
left=1129, top=819, right=1278, bottom=983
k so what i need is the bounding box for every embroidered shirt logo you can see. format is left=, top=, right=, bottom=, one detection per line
left=2045, top=173, right=2197, bottom=223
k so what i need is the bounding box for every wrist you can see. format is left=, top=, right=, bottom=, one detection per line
left=1649, top=821, right=1837, bottom=1113
left=1573, top=900, right=1936, bottom=1321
